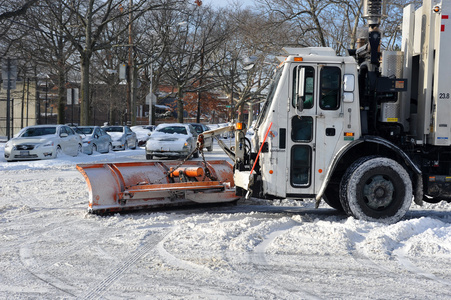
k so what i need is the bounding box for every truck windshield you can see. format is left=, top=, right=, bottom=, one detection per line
left=256, top=66, right=284, bottom=128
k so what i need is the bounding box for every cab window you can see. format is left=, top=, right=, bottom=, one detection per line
left=320, top=67, right=341, bottom=110
left=291, top=145, right=311, bottom=186
left=292, top=66, right=314, bottom=109
left=291, top=116, right=313, bottom=142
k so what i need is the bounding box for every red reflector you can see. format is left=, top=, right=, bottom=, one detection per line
left=443, top=15, right=449, bottom=19
left=442, top=25, right=445, bottom=32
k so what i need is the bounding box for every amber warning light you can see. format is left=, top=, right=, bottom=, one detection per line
left=344, top=132, right=355, bottom=141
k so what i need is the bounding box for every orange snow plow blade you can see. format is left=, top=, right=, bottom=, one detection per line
left=76, top=160, right=240, bottom=214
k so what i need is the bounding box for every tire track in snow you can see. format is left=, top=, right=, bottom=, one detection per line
left=18, top=220, right=82, bottom=297
left=155, top=227, right=212, bottom=275
left=153, top=226, right=255, bottom=297
left=154, top=219, right=301, bottom=298
left=250, top=220, right=323, bottom=300
left=80, top=230, right=169, bottom=300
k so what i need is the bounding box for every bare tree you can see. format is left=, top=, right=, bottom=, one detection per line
left=15, top=1, right=79, bottom=124
left=42, top=0, right=182, bottom=125
left=212, top=7, right=281, bottom=122
left=160, top=4, right=231, bottom=123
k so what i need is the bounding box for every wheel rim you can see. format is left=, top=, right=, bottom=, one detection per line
left=362, top=174, right=395, bottom=210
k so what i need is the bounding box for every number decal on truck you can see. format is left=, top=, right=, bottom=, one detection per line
left=439, top=93, right=450, bottom=99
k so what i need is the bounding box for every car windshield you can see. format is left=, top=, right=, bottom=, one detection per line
left=157, top=126, right=187, bottom=135
left=74, top=127, right=94, bottom=134
left=21, top=127, right=56, bottom=137
left=104, top=127, right=124, bottom=133
left=191, top=125, right=203, bottom=133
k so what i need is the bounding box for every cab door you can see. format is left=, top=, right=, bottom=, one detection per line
left=286, top=64, right=343, bottom=196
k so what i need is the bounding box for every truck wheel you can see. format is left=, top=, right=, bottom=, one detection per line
left=323, top=183, right=343, bottom=211
left=339, top=156, right=412, bottom=223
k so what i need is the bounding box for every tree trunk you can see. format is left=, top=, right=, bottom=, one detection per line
left=57, top=67, right=66, bottom=124
left=80, top=55, right=90, bottom=125
left=177, top=85, right=184, bottom=123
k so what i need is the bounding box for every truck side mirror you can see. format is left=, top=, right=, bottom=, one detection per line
left=296, top=67, right=306, bottom=112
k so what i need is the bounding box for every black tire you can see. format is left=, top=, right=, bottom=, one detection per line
left=91, top=144, right=97, bottom=154
left=75, top=144, right=82, bottom=156
left=193, top=148, right=199, bottom=158
left=146, top=154, right=153, bottom=160
left=339, top=156, right=412, bottom=223
left=207, top=145, right=213, bottom=152
left=322, top=183, right=344, bottom=211
left=55, top=145, right=62, bottom=158
left=131, top=140, right=138, bottom=149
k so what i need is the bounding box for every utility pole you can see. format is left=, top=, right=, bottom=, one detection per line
left=127, top=0, right=137, bottom=126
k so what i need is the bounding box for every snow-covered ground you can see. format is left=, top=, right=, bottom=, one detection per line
left=1, top=141, right=451, bottom=299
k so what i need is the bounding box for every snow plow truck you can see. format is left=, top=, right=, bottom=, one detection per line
left=77, top=0, right=451, bottom=223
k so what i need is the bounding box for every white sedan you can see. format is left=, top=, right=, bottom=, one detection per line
left=145, top=123, right=199, bottom=160
left=103, top=126, right=138, bottom=150
left=4, top=124, right=82, bottom=161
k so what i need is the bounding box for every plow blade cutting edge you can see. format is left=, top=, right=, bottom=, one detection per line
left=76, top=160, right=240, bottom=214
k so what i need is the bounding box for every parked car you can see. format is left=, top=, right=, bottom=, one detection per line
left=72, top=126, right=113, bottom=155
left=102, top=126, right=138, bottom=150
left=131, top=125, right=155, bottom=147
left=190, top=123, right=213, bottom=151
left=4, top=124, right=82, bottom=161
left=145, top=123, right=199, bottom=160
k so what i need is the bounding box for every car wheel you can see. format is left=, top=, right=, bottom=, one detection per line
left=131, top=140, right=138, bottom=149
left=55, top=145, right=63, bottom=158
left=124, top=142, right=128, bottom=150
left=193, top=147, right=199, bottom=158
left=92, top=144, right=97, bottom=154
left=75, top=144, right=82, bottom=156
left=207, top=145, right=213, bottom=152
left=146, top=154, right=153, bottom=160
left=107, top=143, right=113, bottom=153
